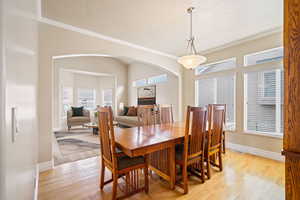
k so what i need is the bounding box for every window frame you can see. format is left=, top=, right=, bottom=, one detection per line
left=244, top=46, right=283, bottom=67
left=243, top=48, right=284, bottom=137
left=195, top=57, right=237, bottom=76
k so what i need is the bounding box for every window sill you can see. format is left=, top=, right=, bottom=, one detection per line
left=227, top=130, right=283, bottom=139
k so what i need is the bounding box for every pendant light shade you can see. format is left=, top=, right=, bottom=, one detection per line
left=178, top=7, right=207, bottom=69
left=178, top=54, right=207, bottom=69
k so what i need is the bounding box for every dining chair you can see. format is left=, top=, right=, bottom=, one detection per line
left=158, top=104, right=174, bottom=124
left=206, top=104, right=226, bottom=179
left=148, top=104, right=174, bottom=179
left=98, top=107, right=149, bottom=200
left=137, top=105, right=158, bottom=126
left=175, top=106, right=207, bottom=194
left=208, top=104, right=226, bottom=154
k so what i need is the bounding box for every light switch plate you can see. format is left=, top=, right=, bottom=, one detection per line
left=11, top=107, right=18, bottom=142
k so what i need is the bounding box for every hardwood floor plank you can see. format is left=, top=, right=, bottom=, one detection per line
left=39, top=150, right=284, bottom=200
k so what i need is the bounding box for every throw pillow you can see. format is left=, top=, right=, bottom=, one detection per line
left=72, top=106, right=84, bottom=117
left=119, top=106, right=129, bottom=116
left=126, top=106, right=137, bottom=116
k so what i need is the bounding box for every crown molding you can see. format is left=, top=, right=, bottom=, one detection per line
left=200, top=26, right=283, bottom=55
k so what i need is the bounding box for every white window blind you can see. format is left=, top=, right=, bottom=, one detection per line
left=78, top=88, right=96, bottom=110
left=244, top=69, right=283, bottom=135
left=102, top=89, right=113, bottom=107
left=148, top=74, right=167, bottom=85
left=196, top=75, right=236, bottom=131
left=195, top=58, right=236, bottom=75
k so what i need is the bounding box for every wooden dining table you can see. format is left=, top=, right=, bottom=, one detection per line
left=114, top=121, right=186, bottom=189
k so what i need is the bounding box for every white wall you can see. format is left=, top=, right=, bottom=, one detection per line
left=128, top=62, right=179, bottom=120
left=0, top=0, right=38, bottom=199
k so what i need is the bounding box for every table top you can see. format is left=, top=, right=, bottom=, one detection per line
left=114, top=122, right=186, bottom=156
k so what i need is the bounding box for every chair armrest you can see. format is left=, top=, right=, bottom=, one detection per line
left=83, top=109, right=91, bottom=119
left=67, top=110, right=72, bottom=120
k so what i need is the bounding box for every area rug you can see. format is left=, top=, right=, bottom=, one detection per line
left=53, top=129, right=100, bottom=166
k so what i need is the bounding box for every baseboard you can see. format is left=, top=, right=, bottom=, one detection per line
left=226, top=142, right=284, bottom=162
left=38, top=160, right=54, bottom=172
left=33, top=164, right=39, bottom=200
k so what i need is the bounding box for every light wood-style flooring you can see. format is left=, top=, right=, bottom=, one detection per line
left=38, top=150, right=284, bottom=200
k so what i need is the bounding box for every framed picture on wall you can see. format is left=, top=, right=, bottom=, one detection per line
left=137, top=85, right=156, bottom=105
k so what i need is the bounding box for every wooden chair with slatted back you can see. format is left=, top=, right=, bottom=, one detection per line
left=137, top=105, right=158, bottom=126
left=206, top=104, right=225, bottom=179
left=208, top=104, right=227, bottom=153
left=98, top=107, right=149, bottom=200
left=148, top=104, right=174, bottom=179
left=158, top=104, right=174, bottom=124
left=175, top=106, right=207, bottom=194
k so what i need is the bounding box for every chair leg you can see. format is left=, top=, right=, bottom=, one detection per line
left=100, top=163, right=105, bottom=189
left=207, top=154, right=211, bottom=179
left=222, top=131, right=226, bottom=154
left=112, top=173, right=118, bottom=200
left=201, top=156, right=205, bottom=183
left=182, top=165, right=188, bottom=194
left=218, top=150, right=223, bottom=171
left=144, top=167, right=149, bottom=194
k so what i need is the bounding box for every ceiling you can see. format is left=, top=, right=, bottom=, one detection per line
left=42, top=0, right=283, bottom=57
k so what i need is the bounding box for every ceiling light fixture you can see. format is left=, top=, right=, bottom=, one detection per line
left=178, top=7, right=207, bottom=69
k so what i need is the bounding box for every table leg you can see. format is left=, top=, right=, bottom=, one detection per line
left=169, top=145, right=176, bottom=190
left=93, top=127, right=98, bottom=135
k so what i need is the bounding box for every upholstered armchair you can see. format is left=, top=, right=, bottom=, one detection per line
left=67, top=109, right=91, bottom=130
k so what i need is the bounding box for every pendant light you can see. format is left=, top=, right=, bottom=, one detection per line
left=177, top=7, right=207, bottom=69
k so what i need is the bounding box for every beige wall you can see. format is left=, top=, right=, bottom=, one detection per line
left=128, top=62, right=179, bottom=120
left=38, top=22, right=182, bottom=163
left=53, top=57, right=127, bottom=129
left=183, top=32, right=283, bottom=154
left=0, top=0, right=38, bottom=199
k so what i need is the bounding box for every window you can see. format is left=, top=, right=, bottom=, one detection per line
left=148, top=74, right=167, bottom=85
left=196, top=75, right=236, bottom=131
left=78, top=88, right=96, bottom=110
left=244, top=47, right=283, bottom=66
left=102, top=89, right=113, bottom=107
left=61, top=87, right=73, bottom=117
left=195, top=58, right=236, bottom=75
left=133, top=79, right=147, bottom=87
left=244, top=69, right=283, bottom=135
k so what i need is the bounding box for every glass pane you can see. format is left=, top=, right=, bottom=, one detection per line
left=62, top=87, right=73, bottom=116
left=196, top=75, right=235, bottom=131
left=148, top=74, right=167, bottom=85
left=244, top=47, right=283, bottom=66
left=133, top=79, right=147, bottom=87
left=103, top=89, right=113, bottom=107
left=195, top=58, right=236, bottom=75
left=78, top=88, right=96, bottom=110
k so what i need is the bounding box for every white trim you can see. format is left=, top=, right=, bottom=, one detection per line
left=33, top=164, right=39, bottom=200
left=38, top=160, right=54, bottom=172
left=38, top=17, right=178, bottom=60
left=227, top=142, right=284, bottom=162
left=275, top=69, right=281, bottom=133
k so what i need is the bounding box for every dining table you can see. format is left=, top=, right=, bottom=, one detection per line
left=114, top=121, right=187, bottom=189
